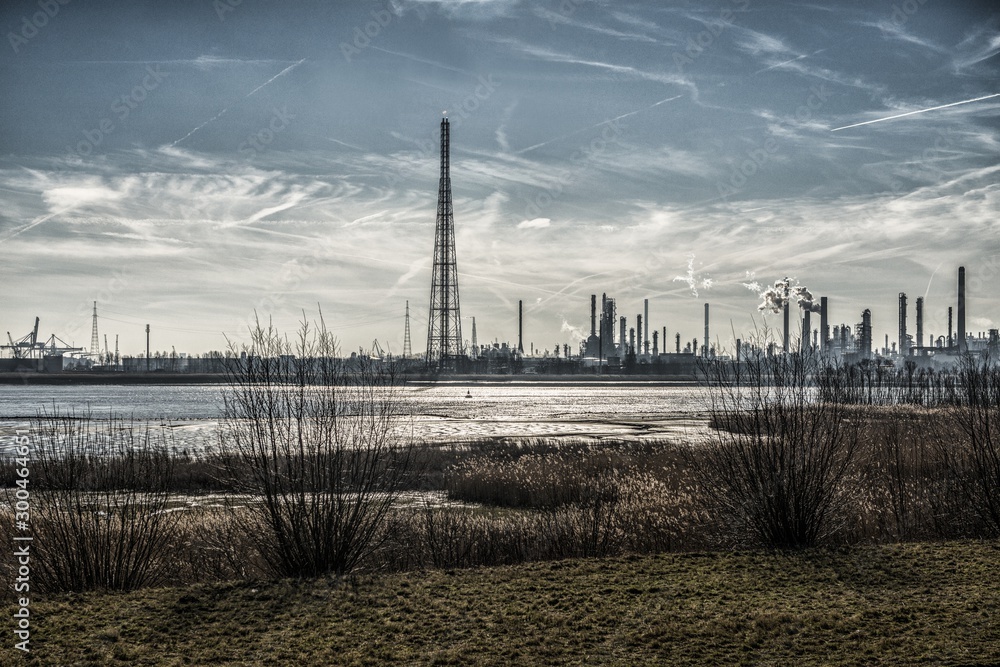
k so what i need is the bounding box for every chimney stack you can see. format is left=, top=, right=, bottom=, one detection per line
left=898, top=292, right=908, bottom=357
left=958, top=266, right=966, bottom=353
left=783, top=302, right=790, bottom=353
left=820, top=296, right=828, bottom=354
left=644, top=299, right=650, bottom=355
left=803, top=309, right=811, bottom=353
left=704, top=303, right=710, bottom=358
left=916, top=296, right=924, bottom=353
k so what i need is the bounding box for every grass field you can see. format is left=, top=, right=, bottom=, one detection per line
left=5, top=540, right=998, bottom=666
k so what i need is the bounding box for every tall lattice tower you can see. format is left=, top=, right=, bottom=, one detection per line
left=425, top=116, right=463, bottom=367
left=89, top=301, right=100, bottom=359
left=403, top=301, right=412, bottom=358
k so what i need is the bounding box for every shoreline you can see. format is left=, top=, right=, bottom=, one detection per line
left=0, top=372, right=700, bottom=387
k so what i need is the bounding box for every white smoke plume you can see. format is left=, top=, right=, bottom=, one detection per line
left=742, top=270, right=761, bottom=294
left=673, top=255, right=713, bottom=297
left=755, top=276, right=821, bottom=313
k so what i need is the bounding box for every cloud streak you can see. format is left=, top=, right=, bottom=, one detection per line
left=832, top=93, right=1000, bottom=132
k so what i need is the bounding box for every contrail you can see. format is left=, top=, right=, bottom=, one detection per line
left=170, top=59, right=306, bottom=147
left=753, top=49, right=825, bottom=76
left=1, top=205, right=78, bottom=242
left=831, top=93, right=1000, bottom=132
left=516, top=95, right=682, bottom=154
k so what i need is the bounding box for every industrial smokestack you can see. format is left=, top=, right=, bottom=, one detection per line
left=820, top=296, right=828, bottom=354
left=590, top=295, right=596, bottom=337
left=644, top=299, right=649, bottom=355
left=704, top=303, right=710, bottom=358
left=916, top=297, right=924, bottom=354
left=958, top=266, right=966, bottom=353
left=898, top=292, right=908, bottom=357
left=803, top=309, right=811, bottom=354
left=619, top=317, right=626, bottom=356
left=652, top=331, right=659, bottom=356
left=636, top=314, right=643, bottom=355
left=518, top=300, right=524, bottom=353
left=783, top=302, right=789, bottom=353
left=948, top=306, right=953, bottom=348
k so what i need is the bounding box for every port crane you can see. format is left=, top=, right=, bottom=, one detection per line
left=3, top=317, right=84, bottom=359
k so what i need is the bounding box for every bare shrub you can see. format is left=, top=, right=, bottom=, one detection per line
left=696, top=349, right=860, bottom=549
left=14, top=413, right=181, bottom=592
left=937, top=356, right=1000, bottom=536
left=219, top=317, right=414, bottom=578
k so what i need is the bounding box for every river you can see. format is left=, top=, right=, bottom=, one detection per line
left=0, top=382, right=713, bottom=451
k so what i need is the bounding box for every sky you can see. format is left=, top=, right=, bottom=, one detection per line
left=1, top=0, right=998, bottom=357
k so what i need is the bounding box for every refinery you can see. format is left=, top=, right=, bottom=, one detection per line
left=2, top=117, right=996, bottom=377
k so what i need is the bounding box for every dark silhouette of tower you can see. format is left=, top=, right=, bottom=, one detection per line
left=426, top=117, right=463, bottom=367
left=90, top=301, right=100, bottom=359
left=957, top=266, right=966, bottom=353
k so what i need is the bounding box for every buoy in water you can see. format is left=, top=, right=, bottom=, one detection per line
left=465, top=390, right=472, bottom=399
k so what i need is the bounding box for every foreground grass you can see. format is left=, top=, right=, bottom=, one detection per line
left=5, top=541, right=999, bottom=666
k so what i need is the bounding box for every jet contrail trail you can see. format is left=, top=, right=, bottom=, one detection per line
left=831, top=93, right=1000, bottom=132
left=171, top=59, right=306, bottom=147
left=753, top=49, right=825, bottom=76
left=516, top=95, right=682, bottom=154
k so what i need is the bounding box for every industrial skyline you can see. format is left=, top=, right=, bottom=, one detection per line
left=1, top=1, right=998, bottom=356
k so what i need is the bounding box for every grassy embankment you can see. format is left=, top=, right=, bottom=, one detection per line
left=3, top=540, right=998, bottom=666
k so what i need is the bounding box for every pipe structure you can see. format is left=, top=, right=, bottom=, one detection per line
left=958, top=266, right=966, bottom=353
left=802, top=309, right=811, bottom=354
left=518, top=300, right=524, bottom=353
left=643, top=299, right=649, bottom=355
left=783, top=302, right=790, bottom=353
left=898, top=292, right=908, bottom=357
left=820, top=296, right=828, bottom=354
left=704, top=303, right=710, bottom=358
left=916, top=296, right=924, bottom=353
left=619, top=316, right=626, bottom=357
left=948, top=306, right=953, bottom=348
left=636, top=314, right=643, bottom=356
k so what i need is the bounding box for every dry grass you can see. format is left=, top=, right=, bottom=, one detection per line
left=5, top=540, right=999, bottom=665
